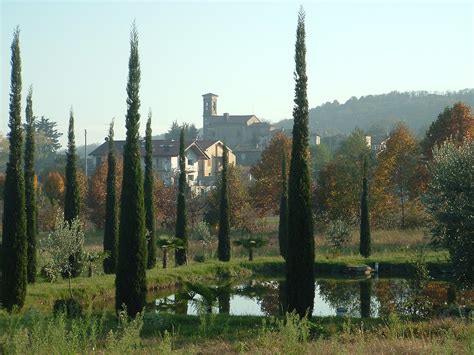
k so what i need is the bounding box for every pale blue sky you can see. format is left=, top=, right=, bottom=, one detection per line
left=1, top=0, right=473, bottom=147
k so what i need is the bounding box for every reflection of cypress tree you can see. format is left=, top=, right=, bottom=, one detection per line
left=218, top=292, right=231, bottom=314
left=175, top=291, right=189, bottom=315
left=278, top=280, right=288, bottom=316
left=359, top=279, right=372, bottom=318
left=287, top=8, right=315, bottom=318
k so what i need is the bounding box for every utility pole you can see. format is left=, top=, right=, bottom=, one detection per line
left=84, top=129, right=88, bottom=177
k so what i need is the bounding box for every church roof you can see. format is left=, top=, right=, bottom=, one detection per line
left=202, top=93, right=218, bottom=97
left=89, top=139, right=209, bottom=159
left=208, top=114, right=259, bottom=125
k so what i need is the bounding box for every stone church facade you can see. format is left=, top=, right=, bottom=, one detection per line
left=201, top=93, right=277, bottom=165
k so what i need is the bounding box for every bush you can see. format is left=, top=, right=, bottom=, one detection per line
left=193, top=255, right=206, bottom=263
left=326, top=219, right=351, bottom=251
left=52, top=298, right=83, bottom=318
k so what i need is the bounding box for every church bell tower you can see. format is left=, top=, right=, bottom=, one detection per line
left=202, top=93, right=218, bottom=139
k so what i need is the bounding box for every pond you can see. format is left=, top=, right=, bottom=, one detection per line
left=153, top=277, right=474, bottom=318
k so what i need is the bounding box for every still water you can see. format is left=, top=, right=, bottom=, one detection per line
left=153, top=278, right=473, bottom=318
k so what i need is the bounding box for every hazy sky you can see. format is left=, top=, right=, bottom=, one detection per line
left=1, top=0, right=473, bottom=147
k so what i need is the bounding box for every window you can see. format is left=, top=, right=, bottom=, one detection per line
left=188, top=159, right=194, bottom=166
left=188, top=174, right=194, bottom=181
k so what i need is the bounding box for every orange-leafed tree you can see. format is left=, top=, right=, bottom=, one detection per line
left=43, top=171, right=65, bottom=203
left=422, top=102, right=474, bottom=158
left=250, top=133, right=292, bottom=216
left=87, top=159, right=123, bottom=229
left=372, top=123, right=423, bottom=228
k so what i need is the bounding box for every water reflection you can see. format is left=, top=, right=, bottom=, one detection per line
left=153, top=278, right=473, bottom=318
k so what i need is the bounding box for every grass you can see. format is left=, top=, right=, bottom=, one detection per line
left=1, top=309, right=473, bottom=354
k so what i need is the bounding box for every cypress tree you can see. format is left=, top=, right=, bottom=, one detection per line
left=25, top=85, right=37, bottom=283
left=1, top=27, right=27, bottom=311
left=278, top=149, right=289, bottom=260
left=103, top=121, right=118, bottom=274
left=144, top=112, right=156, bottom=269
left=359, top=159, right=371, bottom=258
left=115, top=22, right=147, bottom=316
left=286, top=8, right=315, bottom=318
left=64, top=108, right=82, bottom=277
left=175, top=127, right=188, bottom=266
left=217, top=144, right=231, bottom=261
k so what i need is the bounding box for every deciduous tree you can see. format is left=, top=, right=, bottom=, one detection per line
left=250, top=133, right=291, bottom=215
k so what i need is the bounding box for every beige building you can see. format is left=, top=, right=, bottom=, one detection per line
left=89, top=139, right=235, bottom=190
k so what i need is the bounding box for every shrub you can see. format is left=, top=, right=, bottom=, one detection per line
left=326, top=219, right=351, bottom=251
left=52, top=298, right=83, bottom=318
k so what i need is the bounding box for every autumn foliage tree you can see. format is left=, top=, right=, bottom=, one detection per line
left=250, top=133, right=291, bottom=215
left=372, top=123, right=423, bottom=228
left=422, top=102, right=474, bottom=159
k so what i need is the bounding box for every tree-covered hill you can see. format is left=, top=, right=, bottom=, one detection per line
left=275, top=89, right=474, bottom=137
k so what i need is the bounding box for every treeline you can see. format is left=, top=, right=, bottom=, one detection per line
left=275, top=89, right=474, bottom=136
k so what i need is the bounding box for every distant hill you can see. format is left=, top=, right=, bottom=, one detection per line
left=275, top=89, right=474, bottom=137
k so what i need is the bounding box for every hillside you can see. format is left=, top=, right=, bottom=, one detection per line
left=275, top=89, right=474, bottom=137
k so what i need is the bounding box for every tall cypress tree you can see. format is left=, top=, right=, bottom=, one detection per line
left=116, top=22, right=147, bottom=316
left=64, top=108, right=82, bottom=277
left=144, top=112, right=156, bottom=269
left=175, top=127, right=188, bottom=266
left=103, top=121, right=118, bottom=274
left=1, top=27, right=27, bottom=311
left=25, top=85, right=37, bottom=283
left=217, top=144, right=231, bottom=262
left=359, top=158, right=371, bottom=258
left=286, top=8, right=315, bottom=318
left=278, top=149, right=289, bottom=260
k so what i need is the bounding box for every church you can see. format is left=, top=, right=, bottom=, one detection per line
left=201, top=93, right=277, bottom=165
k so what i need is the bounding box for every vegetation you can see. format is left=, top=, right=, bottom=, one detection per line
left=217, top=144, right=231, bottom=262
left=422, top=102, right=474, bottom=158
left=278, top=149, right=289, bottom=260
left=359, top=160, right=371, bottom=258
left=326, top=219, right=351, bottom=251
left=250, top=133, right=291, bottom=215
left=425, top=140, right=474, bottom=286
left=156, top=236, right=185, bottom=269
left=175, top=128, right=188, bottom=266
left=63, top=109, right=82, bottom=278
left=275, top=89, right=474, bottom=136
left=103, top=121, right=118, bottom=274
left=24, top=86, right=37, bottom=283
left=287, top=8, right=315, bottom=318
left=165, top=120, right=199, bottom=141
left=40, top=214, right=85, bottom=297
left=1, top=27, right=27, bottom=311
left=144, top=112, right=157, bottom=269
left=233, top=237, right=268, bottom=261
left=116, top=22, right=147, bottom=316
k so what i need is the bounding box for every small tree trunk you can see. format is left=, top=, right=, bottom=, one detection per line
left=249, top=248, right=253, bottom=261
left=88, top=264, right=92, bottom=277
left=68, top=276, right=73, bottom=299
left=163, top=248, right=168, bottom=269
